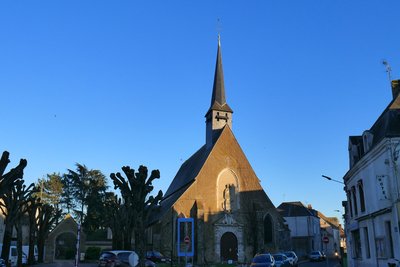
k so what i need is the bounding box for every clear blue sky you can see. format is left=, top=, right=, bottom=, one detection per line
left=1, top=1, right=400, bottom=222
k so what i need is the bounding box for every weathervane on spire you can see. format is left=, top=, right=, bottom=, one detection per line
left=217, top=18, right=222, bottom=45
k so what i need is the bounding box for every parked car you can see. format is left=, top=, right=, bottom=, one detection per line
left=282, top=251, right=298, bottom=266
left=99, top=251, right=122, bottom=267
left=0, top=245, right=28, bottom=267
left=272, top=254, right=291, bottom=267
left=146, top=251, right=171, bottom=263
left=0, top=258, right=5, bottom=267
left=309, top=251, right=324, bottom=262
left=251, top=253, right=275, bottom=267
left=98, top=250, right=154, bottom=267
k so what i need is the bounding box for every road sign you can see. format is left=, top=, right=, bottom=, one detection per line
left=177, top=218, right=194, bottom=257
left=184, top=236, right=190, bottom=244
left=323, top=236, right=329, bottom=243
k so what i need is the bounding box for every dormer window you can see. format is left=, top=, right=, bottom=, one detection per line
left=362, top=131, right=373, bottom=152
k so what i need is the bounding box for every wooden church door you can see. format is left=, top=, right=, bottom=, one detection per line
left=220, top=232, right=238, bottom=261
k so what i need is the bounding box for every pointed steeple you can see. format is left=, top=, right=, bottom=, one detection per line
left=205, top=35, right=233, bottom=148
left=207, top=35, right=233, bottom=115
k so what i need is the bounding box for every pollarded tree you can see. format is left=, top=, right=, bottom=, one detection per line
left=0, top=179, right=35, bottom=267
left=0, top=151, right=26, bottom=199
left=0, top=151, right=30, bottom=265
left=36, top=203, right=62, bottom=262
left=26, top=195, right=41, bottom=265
left=103, top=193, right=125, bottom=249
left=110, top=165, right=163, bottom=267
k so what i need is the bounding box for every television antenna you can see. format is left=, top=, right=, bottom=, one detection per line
left=382, top=59, right=392, bottom=82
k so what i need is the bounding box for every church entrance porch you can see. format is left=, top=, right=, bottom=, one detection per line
left=214, top=217, right=244, bottom=263
left=220, top=232, right=238, bottom=262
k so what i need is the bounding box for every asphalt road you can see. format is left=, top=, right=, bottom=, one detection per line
left=32, top=259, right=342, bottom=267
left=299, top=258, right=342, bottom=267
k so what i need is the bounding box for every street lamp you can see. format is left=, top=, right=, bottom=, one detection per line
left=322, top=175, right=345, bottom=185
left=75, top=179, right=89, bottom=267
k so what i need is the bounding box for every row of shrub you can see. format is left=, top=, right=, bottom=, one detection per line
left=85, top=247, right=102, bottom=260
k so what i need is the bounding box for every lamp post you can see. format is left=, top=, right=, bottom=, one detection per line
left=321, top=175, right=344, bottom=185
left=75, top=179, right=88, bottom=267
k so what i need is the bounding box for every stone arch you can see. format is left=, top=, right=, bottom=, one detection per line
left=220, top=232, right=238, bottom=262
left=263, top=214, right=274, bottom=244
left=54, top=231, right=77, bottom=260
left=216, top=169, right=240, bottom=211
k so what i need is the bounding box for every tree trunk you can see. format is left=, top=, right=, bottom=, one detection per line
left=111, top=227, right=123, bottom=250
left=1, top=219, right=13, bottom=262
left=136, top=221, right=146, bottom=267
left=28, top=212, right=36, bottom=265
left=16, top=221, right=23, bottom=267
left=37, top=234, right=45, bottom=263
left=123, top=224, right=132, bottom=250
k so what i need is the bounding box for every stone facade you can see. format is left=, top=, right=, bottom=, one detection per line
left=147, top=38, right=291, bottom=264
left=45, top=215, right=86, bottom=263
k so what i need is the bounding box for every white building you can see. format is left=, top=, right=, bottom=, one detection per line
left=343, top=80, right=400, bottom=266
left=318, top=211, right=342, bottom=258
left=277, top=202, right=322, bottom=258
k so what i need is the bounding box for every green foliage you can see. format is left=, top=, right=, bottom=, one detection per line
left=36, top=173, right=63, bottom=207
left=66, top=163, right=109, bottom=233
left=85, top=247, right=102, bottom=260
left=61, top=173, right=77, bottom=214
left=86, top=229, right=107, bottom=241
left=65, top=248, right=76, bottom=260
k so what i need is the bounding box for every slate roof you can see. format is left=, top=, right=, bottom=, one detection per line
left=347, top=86, right=400, bottom=166
left=147, top=129, right=225, bottom=225
left=277, top=202, right=318, bottom=218
left=205, top=36, right=232, bottom=116
left=163, top=145, right=211, bottom=199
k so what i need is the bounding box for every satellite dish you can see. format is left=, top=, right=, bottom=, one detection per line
left=128, top=252, right=139, bottom=267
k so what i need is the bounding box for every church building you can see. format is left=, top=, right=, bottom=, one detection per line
left=148, top=37, right=291, bottom=264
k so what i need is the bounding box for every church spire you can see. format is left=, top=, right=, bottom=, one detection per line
left=207, top=34, right=233, bottom=114
left=205, top=35, right=233, bottom=148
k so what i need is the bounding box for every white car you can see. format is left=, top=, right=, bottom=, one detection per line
left=283, top=251, right=298, bottom=266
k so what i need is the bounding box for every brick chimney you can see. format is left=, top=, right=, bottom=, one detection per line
left=391, top=79, right=400, bottom=99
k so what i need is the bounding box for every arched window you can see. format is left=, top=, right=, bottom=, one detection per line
left=264, top=214, right=273, bottom=243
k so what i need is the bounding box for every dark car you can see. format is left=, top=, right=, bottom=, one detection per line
left=309, top=251, right=324, bottom=262
left=146, top=251, right=171, bottom=263
left=272, top=254, right=291, bottom=267
left=282, top=251, right=298, bottom=267
left=99, top=251, right=155, bottom=267
left=0, top=259, right=5, bottom=267
left=98, top=251, right=122, bottom=267
left=251, top=254, right=275, bottom=267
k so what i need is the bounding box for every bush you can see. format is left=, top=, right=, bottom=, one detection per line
left=65, top=248, right=76, bottom=259
left=86, top=247, right=102, bottom=260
